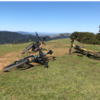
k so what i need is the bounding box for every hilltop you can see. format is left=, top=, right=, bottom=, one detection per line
left=0, top=38, right=100, bottom=99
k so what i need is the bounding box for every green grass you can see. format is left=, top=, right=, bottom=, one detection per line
left=0, top=38, right=100, bottom=100
left=0, top=42, right=34, bottom=57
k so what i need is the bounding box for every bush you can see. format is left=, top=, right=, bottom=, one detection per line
left=70, top=31, right=99, bottom=44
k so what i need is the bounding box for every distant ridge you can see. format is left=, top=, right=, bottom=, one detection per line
left=0, top=31, right=37, bottom=44
left=50, top=33, right=71, bottom=39
left=0, top=31, right=71, bottom=44
left=17, top=31, right=59, bottom=37
left=17, top=31, right=35, bottom=35
left=17, top=31, right=71, bottom=37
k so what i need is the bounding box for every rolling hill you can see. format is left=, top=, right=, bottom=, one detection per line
left=50, top=33, right=71, bottom=39
left=0, top=31, right=71, bottom=44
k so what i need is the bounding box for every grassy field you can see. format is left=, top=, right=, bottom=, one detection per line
left=0, top=38, right=100, bottom=100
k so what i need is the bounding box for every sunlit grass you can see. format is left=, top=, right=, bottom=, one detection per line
left=0, top=38, right=100, bottom=100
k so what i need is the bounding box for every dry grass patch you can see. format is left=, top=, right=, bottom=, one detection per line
left=0, top=52, right=21, bottom=71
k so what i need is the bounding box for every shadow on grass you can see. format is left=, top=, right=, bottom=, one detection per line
left=72, top=50, right=100, bottom=60
left=19, top=56, right=56, bottom=70
left=3, top=56, right=56, bottom=72
left=19, top=63, right=35, bottom=70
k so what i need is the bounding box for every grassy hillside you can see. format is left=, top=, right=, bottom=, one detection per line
left=0, top=38, right=100, bottom=100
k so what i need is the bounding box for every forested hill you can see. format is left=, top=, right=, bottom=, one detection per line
left=0, top=31, right=70, bottom=44
left=0, top=31, right=53, bottom=44
left=0, top=31, right=37, bottom=44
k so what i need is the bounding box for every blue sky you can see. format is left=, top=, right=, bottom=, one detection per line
left=0, top=1, right=100, bottom=34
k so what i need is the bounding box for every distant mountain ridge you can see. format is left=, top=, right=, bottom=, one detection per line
left=17, top=31, right=35, bottom=35
left=0, top=31, right=71, bottom=44
left=17, top=31, right=70, bottom=37
left=0, top=31, right=37, bottom=44
left=50, top=33, right=71, bottom=39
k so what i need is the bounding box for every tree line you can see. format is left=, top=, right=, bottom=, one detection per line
left=70, top=32, right=100, bottom=45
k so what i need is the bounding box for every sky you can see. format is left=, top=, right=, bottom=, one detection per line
left=0, top=1, right=100, bottom=34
